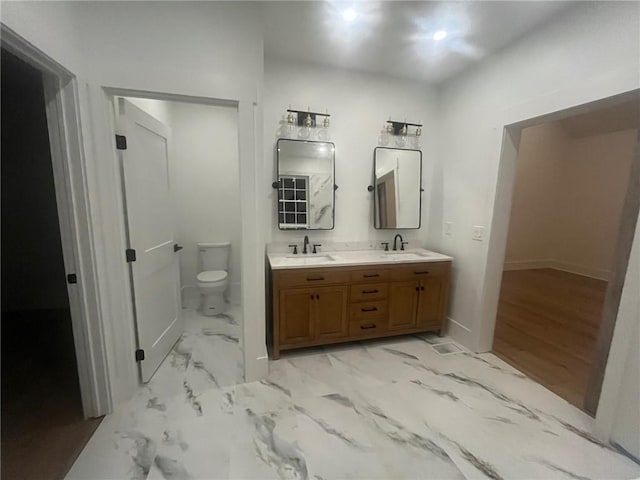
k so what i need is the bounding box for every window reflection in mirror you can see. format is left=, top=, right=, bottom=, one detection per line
left=277, top=139, right=335, bottom=230
left=374, top=147, right=422, bottom=229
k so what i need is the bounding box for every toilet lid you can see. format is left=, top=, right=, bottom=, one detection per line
left=197, top=270, right=228, bottom=282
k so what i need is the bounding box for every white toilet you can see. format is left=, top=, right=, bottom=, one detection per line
left=196, top=242, right=230, bottom=316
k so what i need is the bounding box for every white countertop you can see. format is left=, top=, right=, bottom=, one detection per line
left=268, top=247, right=453, bottom=270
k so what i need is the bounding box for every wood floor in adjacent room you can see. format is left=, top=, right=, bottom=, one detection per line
left=1, top=310, right=103, bottom=480
left=492, top=268, right=607, bottom=410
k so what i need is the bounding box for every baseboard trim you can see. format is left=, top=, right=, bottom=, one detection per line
left=503, top=260, right=552, bottom=271
left=446, top=317, right=473, bottom=351
left=612, top=442, right=640, bottom=466
left=548, top=260, right=610, bottom=281
left=504, top=259, right=610, bottom=281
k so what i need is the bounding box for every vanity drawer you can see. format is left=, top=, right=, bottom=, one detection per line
left=278, top=269, right=349, bottom=288
left=350, top=283, right=388, bottom=302
left=350, top=269, right=390, bottom=283
left=350, top=300, right=388, bottom=321
left=390, top=262, right=450, bottom=281
left=349, top=316, right=387, bottom=336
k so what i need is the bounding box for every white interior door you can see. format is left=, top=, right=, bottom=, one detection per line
left=116, top=98, right=183, bottom=383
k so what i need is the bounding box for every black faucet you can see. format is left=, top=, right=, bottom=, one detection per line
left=393, top=234, right=408, bottom=251
left=303, top=235, right=310, bottom=254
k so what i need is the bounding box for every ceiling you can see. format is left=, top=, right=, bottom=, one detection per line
left=262, top=1, right=574, bottom=84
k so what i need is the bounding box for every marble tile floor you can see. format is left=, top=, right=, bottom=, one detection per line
left=67, top=330, right=639, bottom=480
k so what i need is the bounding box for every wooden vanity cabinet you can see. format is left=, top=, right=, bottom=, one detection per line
left=270, top=261, right=450, bottom=359
left=388, top=281, right=420, bottom=331
left=279, top=285, right=348, bottom=346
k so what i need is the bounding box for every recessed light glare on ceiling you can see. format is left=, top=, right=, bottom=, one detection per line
left=342, top=8, right=357, bottom=22
left=433, top=30, right=447, bottom=41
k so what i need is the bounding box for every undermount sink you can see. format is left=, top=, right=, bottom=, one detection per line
left=283, top=254, right=336, bottom=265
left=383, top=251, right=430, bottom=260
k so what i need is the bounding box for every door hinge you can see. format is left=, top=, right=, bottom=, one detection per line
left=126, top=249, right=137, bottom=262
left=135, top=349, right=145, bottom=361
left=173, top=244, right=183, bottom=252
left=67, top=273, right=78, bottom=284
left=115, top=134, right=128, bottom=150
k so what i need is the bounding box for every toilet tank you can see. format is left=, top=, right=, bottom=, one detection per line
left=198, top=242, right=230, bottom=272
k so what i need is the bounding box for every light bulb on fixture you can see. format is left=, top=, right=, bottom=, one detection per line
left=412, top=127, right=422, bottom=149
left=298, top=114, right=313, bottom=140
left=286, top=111, right=296, bottom=138
left=378, top=124, right=390, bottom=146
left=298, top=125, right=311, bottom=140
left=317, top=116, right=331, bottom=141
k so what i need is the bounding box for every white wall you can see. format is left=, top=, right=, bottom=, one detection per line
left=504, top=122, right=565, bottom=266
left=71, top=1, right=264, bottom=84
left=505, top=123, right=636, bottom=280
left=264, top=57, right=439, bottom=249
left=1, top=1, right=84, bottom=74
left=167, top=101, right=241, bottom=307
left=555, top=129, right=637, bottom=279
left=436, top=1, right=640, bottom=350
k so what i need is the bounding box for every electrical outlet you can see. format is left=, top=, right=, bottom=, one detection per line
left=444, top=222, right=453, bottom=236
left=472, top=226, right=485, bottom=241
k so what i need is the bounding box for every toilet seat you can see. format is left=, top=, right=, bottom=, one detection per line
left=197, top=270, right=228, bottom=283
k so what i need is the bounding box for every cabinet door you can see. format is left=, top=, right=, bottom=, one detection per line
left=279, top=288, right=314, bottom=345
left=417, top=277, right=445, bottom=328
left=314, top=285, right=349, bottom=340
left=388, top=281, right=419, bottom=331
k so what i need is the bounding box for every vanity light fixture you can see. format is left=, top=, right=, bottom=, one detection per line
left=285, top=107, right=332, bottom=141
left=379, top=118, right=423, bottom=149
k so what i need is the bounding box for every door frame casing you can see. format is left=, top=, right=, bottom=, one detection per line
left=82, top=77, right=267, bottom=404
left=479, top=90, right=639, bottom=425
left=476, top=89, right=640, bottom=353
left=1, top=25, right=112, bottom=417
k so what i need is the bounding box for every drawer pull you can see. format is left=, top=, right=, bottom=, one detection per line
left=360, top=324, right=376, bottom=330
left=306, top=276, right=325, bottom=281
left=414, top=271, right=430, bottom=275
left=362, top=289, right=379, bottom=294
left=363, top=273, right=380, bottom=278
left=361, top=307, right=378, bottom=312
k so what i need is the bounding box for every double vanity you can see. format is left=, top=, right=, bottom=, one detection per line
left=267, top=248, right=452, bottom=359
left=269, top=125, right=452, bottom=359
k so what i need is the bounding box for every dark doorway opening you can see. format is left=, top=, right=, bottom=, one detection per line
left=1, top=48, right=101, bottom=480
